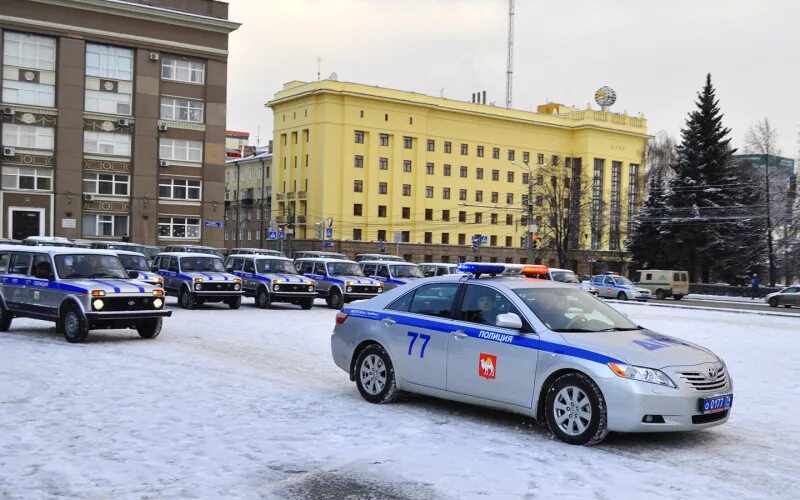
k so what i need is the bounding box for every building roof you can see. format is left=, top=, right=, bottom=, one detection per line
left=225, top=147, right=272, bottom=165
left=226, top=130, right=250, bottom=138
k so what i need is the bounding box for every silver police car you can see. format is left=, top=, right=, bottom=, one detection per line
left=0, top=246, right=170, bottom=343
left=331, top=263, right=732, bottom=445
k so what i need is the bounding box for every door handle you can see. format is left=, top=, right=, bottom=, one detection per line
left=382, top=318, right=396, bottom=325
left=451, top=330, right=467, bottom=339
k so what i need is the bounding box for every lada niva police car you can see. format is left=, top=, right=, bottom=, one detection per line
left=331, top=263, right=732, bottom=445
left=152, top=252, right=243, bottom=309
left=0, top=246, right=170, bottom=343
left=358, top=260, right=424, bottom=291
left=225, top=254, right=316, bottom=309
left=591, top=273, right=652, bottom=301
left=113, top=250, right=163, bottom=287
left=295, top=257, right=383, bottom=309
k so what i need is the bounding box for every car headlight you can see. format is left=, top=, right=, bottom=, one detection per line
left=233, top=278, right=242, bottom=284
left=273, top=284, right=280, bottom=291
left=345, top=281, right=353, bottom=287
left=156, top=276, right=163, bottom=285
left=93, top=299, right=104, bottom=310
left=234, top=283, right=241, bottom=291
left=194, top=277, right=203, bottom=283
left=608, top=362, right=676, bottom=388
left=377, top=282, right=384, bottom=288
left=346, top=286, right=353, bottom=292
left=308, top=285, right=314, bottom=292
left=194, top=283, right=202, bottom=291
left=153, top=298, right=164, bottom=309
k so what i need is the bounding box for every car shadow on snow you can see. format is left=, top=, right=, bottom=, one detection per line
left=1, top=325, right=150, bottom=344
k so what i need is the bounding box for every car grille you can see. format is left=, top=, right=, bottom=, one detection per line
left=677, top=365, right=728, bottom=392
left=198, top=282, right=237, bottom=292
left=100, top=296, right=161, bottom=311
left=274, top=283, right=313, bottom=293
left=692, top=410, right=728, bottom=424
left=351, top=285, right=380, bottom=294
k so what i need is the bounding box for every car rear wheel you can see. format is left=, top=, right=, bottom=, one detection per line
left=545, top=372, right=608, bottom=445
left=137, top=318, right=162, bottom=339
left=354, top=344, right=398, bottom=404
left=617, top=292, right=627, bottom=301
left=769, top=297, right=778, bottom=308
left=673, top=294, right=683, bottom=300
left=655, top=289, right=665, bottom=300
left=783, top=305, right=791, bottom=308
left=327, top=289, right=344, bottom=310
left=300, top=297, right=314, bottom=310
left=255, top=287, right=271, bottom=309
left=226, top=296, right=242, bottom=309
left=179, top=288, right=196, bottom=309
left=62, top=306, right=89, bottom=344
left=0, top=306, right=12, bottom=332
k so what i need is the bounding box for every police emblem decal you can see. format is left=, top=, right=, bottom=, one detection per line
left=478, top=353, right=497, bottom=380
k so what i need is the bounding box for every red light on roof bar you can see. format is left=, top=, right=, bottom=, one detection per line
left=522, top=265, right=549, bottom=278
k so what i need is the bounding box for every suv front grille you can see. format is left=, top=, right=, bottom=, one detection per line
left=100, top=296, right=160, bottom=311
left=350, top=285, right=380, bottom=294
left=677, top=365, right=727, bottom=392
left=198, top=282, right=237, bottom=292
left=274, top=283, right=313, bottom=293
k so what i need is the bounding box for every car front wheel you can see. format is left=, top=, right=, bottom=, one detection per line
left=545, top=372, right=608, bottom=445
left=226, top=296, right=242, bottom=309
left=769, top=297, right=778, bottom=308
left=179, top=288, right=196, bottom=309
left=617, top=292, right=627, bottom=301
left=300, top=297, right=314, bottom=310
left=327, top=289, right=344, bottom=310
left=137, top=318, right=162, bottom=338
left=0, top=306, right=12, bottom=332
left=255, top=287, right=271, bottom=309
left=62, top=306, right=89, bottom=343
left=354, top=344, right=399, bottom=404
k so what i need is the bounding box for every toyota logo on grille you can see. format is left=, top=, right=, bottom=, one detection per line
left=707, top=367, right=717, bottom=380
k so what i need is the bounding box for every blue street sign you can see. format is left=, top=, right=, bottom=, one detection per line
left=203, top=221, right=224, bottom=228
left=323, top=241, right=334, bottom=248
left=480, top=235, right=489, bottom=245
left=278, top=231, right=285, bottom=240
left=471, top=235, right=480, bottom=244
left=267, top=230, right=278, bottom=240
left=326, top=227, right=333, bottom=238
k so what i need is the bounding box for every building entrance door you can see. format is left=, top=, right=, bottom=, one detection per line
left=11, top=209, right=42, bottom=240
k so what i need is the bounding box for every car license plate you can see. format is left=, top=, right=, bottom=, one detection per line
left=699, top=394, right=733, bottom=413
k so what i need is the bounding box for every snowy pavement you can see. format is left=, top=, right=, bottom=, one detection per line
left=1, top=298, right=798, bottom=499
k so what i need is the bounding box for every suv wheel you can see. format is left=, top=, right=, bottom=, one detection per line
left=62, top=306, right=89, bottom=343
left=256, top=287, right=271, bottom=309
left=179, top=288, right=196, bottom=309
left=327, top=289, right=344, bottom=310
left=226, top=296, right=242, bottom=310
left=137, top=318, right=162, bottom=338
left=545, top=372, right=608, bottom=445
left=300, top=297, right=314, bottom=310
left=354, top=344, right=399, bottom=404
left=655, top=289, right=665, bottom=300
left=673, top=294, right=683, bottom=300
left=616, top=291, right=627, bottom=301
left=0, top=306, right=12, bottom=332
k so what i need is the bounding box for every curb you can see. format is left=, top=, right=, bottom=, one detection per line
left=603, top=298, right=800, bottom=318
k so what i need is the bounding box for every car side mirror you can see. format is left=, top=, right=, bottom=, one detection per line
left=128, top=270, right=140, bottom=279
left=495, top=312, right=523, bottom=330
left=226, top=266, right=234, bottom=273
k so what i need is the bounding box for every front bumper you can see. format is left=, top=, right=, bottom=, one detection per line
left=600, top=375, right=732, bottom=432
left=272, top=291, right=316, bottom=299
left=194, top=290, right=243, bottom=296
left=344, top=292, right=380, bottom=300
left=86, top=310, right=172, bottom=320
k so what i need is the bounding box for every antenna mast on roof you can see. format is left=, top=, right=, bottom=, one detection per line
left=505, top=0, right=514, bottom=108
left=317, top=57, right=321, bottom=81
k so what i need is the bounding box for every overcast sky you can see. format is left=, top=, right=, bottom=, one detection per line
left=226, top=0, right=799, bottom=159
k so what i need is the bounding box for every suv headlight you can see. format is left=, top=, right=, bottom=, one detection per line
left=608, top=362, right=676, bottom=388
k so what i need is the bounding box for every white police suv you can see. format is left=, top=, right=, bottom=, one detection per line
left=152, top=252, right=243, bottom=309
left=296, top=258, right=383, bottom=309
left=225, top=254, right=316, bottom=309
left=332, top=263, right=732, bottom=445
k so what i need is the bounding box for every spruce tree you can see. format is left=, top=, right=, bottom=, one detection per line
left=629, top=174, right=670, bottom=269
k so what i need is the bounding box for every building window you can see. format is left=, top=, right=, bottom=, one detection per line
left=378, top=182, right=388, bottom=194
left=354, top=180, right=363, bottom=192
left=354, top=155, right=364, bottom=168
left=459, top=189, right=467, bottom=201
left=424, top=232, right=432, bottom=244
left=460, top=143, right=468, bottom=155
left=427, top=139, right=435, bottom=151
left=1, top=166, right=52, bottom=191
left=426, top=162, right=434, bottom=175
left=158, top=217, right=200, bottom=239
left=609, top=161, right=622, bottom=250
left=444, top=141, right=452, bottom=153
left=158, top=177, right=201, bottom=200
left=537, top=153, right=545, bottom=165
left=475, top=190, right=483, bottom=202
left=535, top=195, right=543, bottom=207
left=353, top=228, right=362, bottom=240
left=490, top=235, right=497, bottom=246
left=506, top=193, right=513, bottom=204
left=377, top=229, right=386, bottom=241
left=477, top=145, right=484, bottom=157
left=403, top=160, right=412, bottom=173
left=425, top=209, right=433, bottom=220
left=537, top=175, right=543, bottom=185
left=4, top=31, right=56, bottom=71
left=425, top=186, right=433, bottom=198
left=378, top=205, right=387, bottom=217
left=83, top=131, right=131, bottom=157
left=490, top=192, right=498, bottom=203
left=508, top=149, right=515, bottom=161
left=3, top=79, right=55, bottom=107
left=442, top=187, right=450, bottom=199
left=160, top=138, right=202, bottom=162
left=592, top=158, right=605, bottom=249
left=522, top=173, right=529, bottom=185
left=628, top=163, right=640, bottom=237
left=476, top=168, right=484, bottom=180
left=458, top=233, right=466, bottom=245
left=490, top=213, right=498, bottom=225
left=491, top=169, right=499, bottom=181
left=492, top=147, right=500, bottom=159
left=402, top=184, right=411, bottom=196
left=402, top=207, right=411, bottom=219
left=2, top=124, right=54, bottom=150
left=460, top=166, right=468, bottom=178
left=83, top=214, right=129, bottom=237
left=443, top=164, right=451, bottom=176
left=82, top=172, right=129, bottom=196
left=442, top=209, right=450, bottom=221
left=523, top=151, right=529, bottom=163
left=161, top=56, right=205, bottom=84
left=506, top=214, right=513, bottom=225
left=552, top=155, right=560, bottom=167
left=354, top=130, right=364, bottom=143
left=353, top=203, right=363, bottom=216
left=475, top=212, right=482, bottom=224
left=160, top=97, right=204, bottom=123
left=401, top=231, right=410, bottom=242
left=441, top=232, right=450, bottom=244
left=379, top=157, right=388, bottom=170
left=522, top=194, right=529, bottom=206
left=507, top=171, right=515, bottom=183
left=380, top=134, right=389, bottom=146
left=458, top=211, right=466, bottom=223
left=86, top=43, right=133, bottom=80
left=403, top=136, right=413, bottom=149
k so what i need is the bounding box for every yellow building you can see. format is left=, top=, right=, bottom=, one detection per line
left=266, top=80, right=648, bottom=268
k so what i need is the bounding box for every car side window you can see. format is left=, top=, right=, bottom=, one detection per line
left=361, top=264, right=375, bottom=276
left=243, top=259, right=256, bottom=273
left=459, top=284, right=522, bottom=327
left=386, top=288, right=415, bottom=312
left=31, top=254, right=52, bottom=278
left=314, top=263, right=328, bottom=275
left=9, top=254, right=32, bottom=275
left=406, top=283, right=460, bottom=319
left=0, top=253, right=9, bottom=272
left=604, top=276, right=614, bottom=285
left=645, top=273, right=652, bottom=280
left=168, top=257, right=179, bottom=272
left=377, top=265, right=390, bottom=278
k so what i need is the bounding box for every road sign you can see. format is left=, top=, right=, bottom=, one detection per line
left=326, top=227, right=333, bottom=238
left=529, top=224, right=539, bottom=234
left=203, top=221, right=224, bottom=228
left=323, top=241, right=334, bottom=248
left=480, top=235, right=488, bottom=245
left=472, top=234, right=480, bottom=245
left=267, top=230, right=278, bottom=240
left=279, top=231, right=285, bottom=240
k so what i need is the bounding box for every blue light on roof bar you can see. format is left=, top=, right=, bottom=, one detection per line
left=457, top=262, right=506, bottom=275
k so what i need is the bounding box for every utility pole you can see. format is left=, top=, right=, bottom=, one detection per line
left=235, top=161, right=241, bottom=248
left=505, top=0, right=514, bottom=108
left=764, top=153, right=776, bottom=285
left=526, top=162, right=534, bottom=261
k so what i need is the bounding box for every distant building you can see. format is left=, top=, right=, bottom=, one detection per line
left=226, top=130, right=250, bottom=159
left=734, top=154, right=795, bottom=176
left=224, top=146, right=272, bottom=250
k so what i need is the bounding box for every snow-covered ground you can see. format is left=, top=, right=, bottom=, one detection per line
left=1, top=298, right=798, bottom=499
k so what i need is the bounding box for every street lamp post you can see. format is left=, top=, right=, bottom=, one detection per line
left=512, top=160, right=535, bottom=263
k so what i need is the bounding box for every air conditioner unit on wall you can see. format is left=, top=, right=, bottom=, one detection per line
left=159, top=160, right=169, bottom=167
left=158, top=123, right=168, bottom=132
left=2, top=107, right=14, bottom=115
left=3, top=147, right=15, bottom=157
left=83, top=194, right=95, bottom=202
left=149, top=52, right=160, bottom=61
left=117, top=118, right=130, bottom=127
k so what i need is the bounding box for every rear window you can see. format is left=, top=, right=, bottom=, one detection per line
left=673, top=272, right=680, bottom=281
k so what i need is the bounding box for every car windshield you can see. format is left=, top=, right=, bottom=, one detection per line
left=612, top=276, right=633, bottom=286
left=328, top=262, right=364, bottom=276
left=180, top=256, right=225, bottom=272
left=256, top=259, right=297, bottom=274
left=186, top=247, right=225, bottom=259
left=513, top=287, right=640, bottom=332
left=325, top=253, right=348, bottom=260
left=552, top=271, right=580, bottom=284
left=117, top=254, right=149, bottom=271
left=55, top=254, right=128, bottom=279
left=108, top=243, right=147, bottom=255
left=390, top=264, right=423, bottom=278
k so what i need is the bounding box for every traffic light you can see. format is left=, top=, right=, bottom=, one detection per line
left=521, top=234, right=529, bottom=248
left=532, top=235, right=541, bottom=249
left=314, top=222, right=323, bottom=239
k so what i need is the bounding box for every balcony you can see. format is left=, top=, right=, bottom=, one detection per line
left=287, top=192, right=296, bottom=200
left=241, top=198, right=254, bottom=206
left=297, top=191, right=307, bottom=200
left=275, top=216, right=287, bottom=224
left=276, top=193, right=286, bottom=201
left=296, top=215, right=306, bottom=224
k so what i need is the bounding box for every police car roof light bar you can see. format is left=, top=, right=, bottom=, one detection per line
left=457, top=262, right=506, bottom=278
left=521, top=265, right=549, bottom=278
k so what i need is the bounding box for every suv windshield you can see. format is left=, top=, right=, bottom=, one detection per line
left=256, top=259, right=297, bottom=274
left=180, top=256, right=225, bottom=272
left=514, top=287, right=639, bottom=332
left=390, top=264, right=423, bottom=278
left=552, top=270, right=580, bottom=284
left=328, top=262, right=364, bottom=276
left=55, top=254, right=128, bottom=279
left=613, top=276, right=633, bottom=286
left=186, top=247, right=225, bottom=259
left=108, top=243, right=147, bottom=256
left=118, top=254, right=149, bottom=271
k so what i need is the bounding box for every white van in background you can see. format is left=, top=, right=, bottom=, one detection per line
left=633, top=269, right=690, bottom=300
